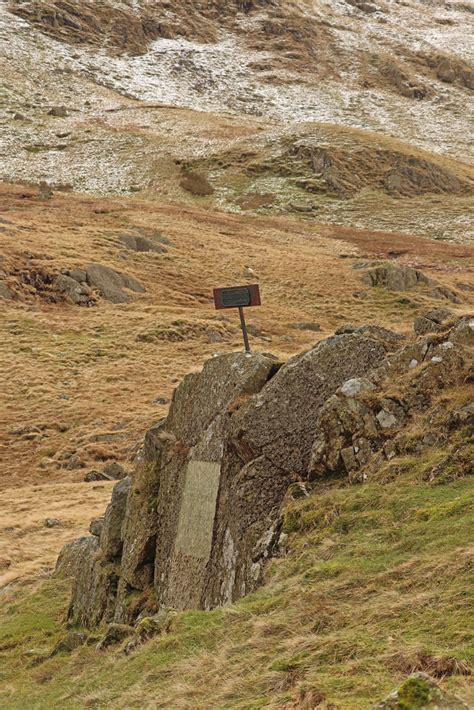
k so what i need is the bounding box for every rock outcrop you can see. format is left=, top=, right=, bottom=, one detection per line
left=362, top=264, right=460, bottom=302
left=309, top=327, right=470, bottom=482
left=56, top=318, right=473, bottom=627
left=118, top=234, right=168, bottom=254
left=414, top=307, right=453, bottom=335
left=85, top=263, right=145, bottom=304
left=57, top=331, right=392, bottom=625
left=55, top=273, right=94, bottom=306
left=373, top=672, right=469, bottom=709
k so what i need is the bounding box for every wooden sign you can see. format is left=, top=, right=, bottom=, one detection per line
left=213, top=284, right=261, bottom=352
left=213, top=284, right=261, bottom=310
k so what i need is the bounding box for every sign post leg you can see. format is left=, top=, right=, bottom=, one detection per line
left=238, top=306, right=251, bottom=353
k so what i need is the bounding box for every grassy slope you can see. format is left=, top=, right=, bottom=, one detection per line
left=1, top=453, right=472, bottom=709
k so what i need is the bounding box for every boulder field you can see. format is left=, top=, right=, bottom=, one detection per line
left=56, top=316, right=473, bottom=628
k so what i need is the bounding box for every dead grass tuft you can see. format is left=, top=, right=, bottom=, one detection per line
left=389, top=650, right=472, bottom=678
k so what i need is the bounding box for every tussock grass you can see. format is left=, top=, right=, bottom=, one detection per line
left=1, top=459, right=472, bottom=708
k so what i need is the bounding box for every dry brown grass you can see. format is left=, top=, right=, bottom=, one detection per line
left=0, top=482, right=113, bottom=588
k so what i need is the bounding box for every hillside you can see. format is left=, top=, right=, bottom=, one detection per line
left=1, top=376, right=473, bottom=707
left=0, top=0, right=473, bottom=707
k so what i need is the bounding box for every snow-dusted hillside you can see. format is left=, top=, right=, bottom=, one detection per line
left=0, top=0, right=473, bottom=199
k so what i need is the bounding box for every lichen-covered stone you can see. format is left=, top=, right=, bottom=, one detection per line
left=202, top=333, right=390, bottom=607
left=309, top=326, right=470, bottom=483
left=85, top=263, right=145, bottom=303
left=363, top=264, right=459, bottom=302
left=373, top=672, right=469, bottom=708
left=96, top=623, right=134, bottom=651
left=65, top=479, right=131, bottom=627
left=51, top=631, right=87, bottom=655
left=100, top=477, right=131, bottom=561
left=414, top=308, right=453, bottom=335
left=151, top=352, right=275, bottom=611
left=54, top=536, right=99, bottom=579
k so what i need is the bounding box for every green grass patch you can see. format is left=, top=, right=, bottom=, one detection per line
left=1, top=462, right=472, bottom=708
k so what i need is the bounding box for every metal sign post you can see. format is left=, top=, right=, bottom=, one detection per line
left=238, top=306, right=250, bottom=352
left=213, top=284, right=261, bottom=352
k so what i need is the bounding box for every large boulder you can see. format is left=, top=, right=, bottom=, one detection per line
left=85, top=263, right=145, bottom=303
left=120, top=352, right=276, bottom=615
left=202, top=333, right=390, bottom=607
left=57, top=328, right=399, bottom=623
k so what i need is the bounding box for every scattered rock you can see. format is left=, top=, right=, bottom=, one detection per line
left=118, top=234, right=167, bottom=254
left=48, top=106, right=68, bottom=117
left=180, top=171, right=214, bottom=196
left=289, top=202, right=317, bottom=213
left=55, top=274, right=95, bottom=306
left=85, top=263, right=145, bottom=303
left=67, top=268, right=87, bottom=283
left=237, top=193, right=274, bottom=210
left=89, top=517, right=104, bottom=537
left=38, top=182, right=53, bottom=200
left=246, top=323, right=265, bottom=338
left=84, top=470, right=112, bottom=482
left=124, top=611, right=173, bottom=654
left=363, top=264, right=426, bottom=290
left=362, top=264, right=459, bottom=302
left=0, top=282, right=14, bottom=300
left=44, top=518, right=61, bottom=528
left=376, top=409, right=399, bottom=429
left=456, top=282, right=474, bottom=293
left=0, top=557, right=12, bottom=570
left=339, top=377, right=375, bottom=397
left=373, top=671, right=469, bottom=709
left=96, top=623, right=134, bottom=651
left=51, top=632, right=87, bottom=656
left=10, top=424, right=42, bottom=436
left=347, top=0, right=378, bottom=13
left=152, top=396, right=170, bottom=405
left=103, top=462, right=128, bottom=480
left=292, top=322, right=321, bottom=332
left=414, top=308, right=453, bottom=335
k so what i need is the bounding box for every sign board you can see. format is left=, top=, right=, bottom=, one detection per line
left=213, top=284, right=261, bottom=352
left=213, top=284, right=261, bottom=310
